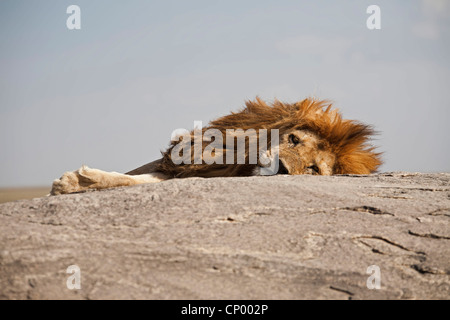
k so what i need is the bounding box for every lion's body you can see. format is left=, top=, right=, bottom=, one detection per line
left=51, top=98, right=382, bottom=195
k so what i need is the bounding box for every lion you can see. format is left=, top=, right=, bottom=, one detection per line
left=50, top=97, right=382, bottom=195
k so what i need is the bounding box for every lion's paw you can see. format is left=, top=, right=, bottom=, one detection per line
left=51, top=165, right=99, bottom=195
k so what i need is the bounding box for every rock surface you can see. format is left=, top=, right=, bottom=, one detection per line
left=0, top=173, right=449, bottom=300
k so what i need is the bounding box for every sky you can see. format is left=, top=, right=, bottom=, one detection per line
left=0, top=0, right=449, bottom=187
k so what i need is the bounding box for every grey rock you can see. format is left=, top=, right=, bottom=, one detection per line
left=0, top=173, right=449, bottom=300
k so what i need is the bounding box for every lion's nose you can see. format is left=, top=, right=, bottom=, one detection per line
left=306, top=165, right=320, bottom=175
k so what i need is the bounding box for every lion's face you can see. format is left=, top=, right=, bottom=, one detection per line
left=278, top=129, right=336, bottom=176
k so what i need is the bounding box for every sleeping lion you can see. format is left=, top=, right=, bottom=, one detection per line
left=50, top=97, right=382, bottom=195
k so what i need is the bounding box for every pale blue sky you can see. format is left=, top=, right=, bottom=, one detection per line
left=1, top=0, right=449, bottom=187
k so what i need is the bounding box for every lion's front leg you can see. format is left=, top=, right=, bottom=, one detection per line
left=50, top=165, right=168, bottom=195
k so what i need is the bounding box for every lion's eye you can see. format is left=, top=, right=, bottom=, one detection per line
left=309, top=165, right=320, bottom=174
left=288, top=134, right=301, bottom=146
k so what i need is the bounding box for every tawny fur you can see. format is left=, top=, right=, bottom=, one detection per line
left=51, top=97, right=382, bottom=195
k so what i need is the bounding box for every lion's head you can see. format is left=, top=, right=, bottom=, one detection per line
left=278, top=129, right=336, bottom=175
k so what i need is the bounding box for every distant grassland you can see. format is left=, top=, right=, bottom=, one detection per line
left=0, top=187, right=50, bottom=204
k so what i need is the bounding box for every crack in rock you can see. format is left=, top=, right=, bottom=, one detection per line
left=410, top=264, right=449, bottom=275
left=408, top=230, right=450, bottom=240
left=368, top=194, right=411, bottom=200
left=329, top=286, right=355, bottom=297
left=378, top=187, right=450, bottom=192
left=343, top=206, right=394, bottom=216
left=427, top=208, right=450, bottom=217
left=354, top=235, right=426, bottom=255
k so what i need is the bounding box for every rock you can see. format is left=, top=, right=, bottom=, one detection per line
left=0, top=173, right=449, bottom=300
